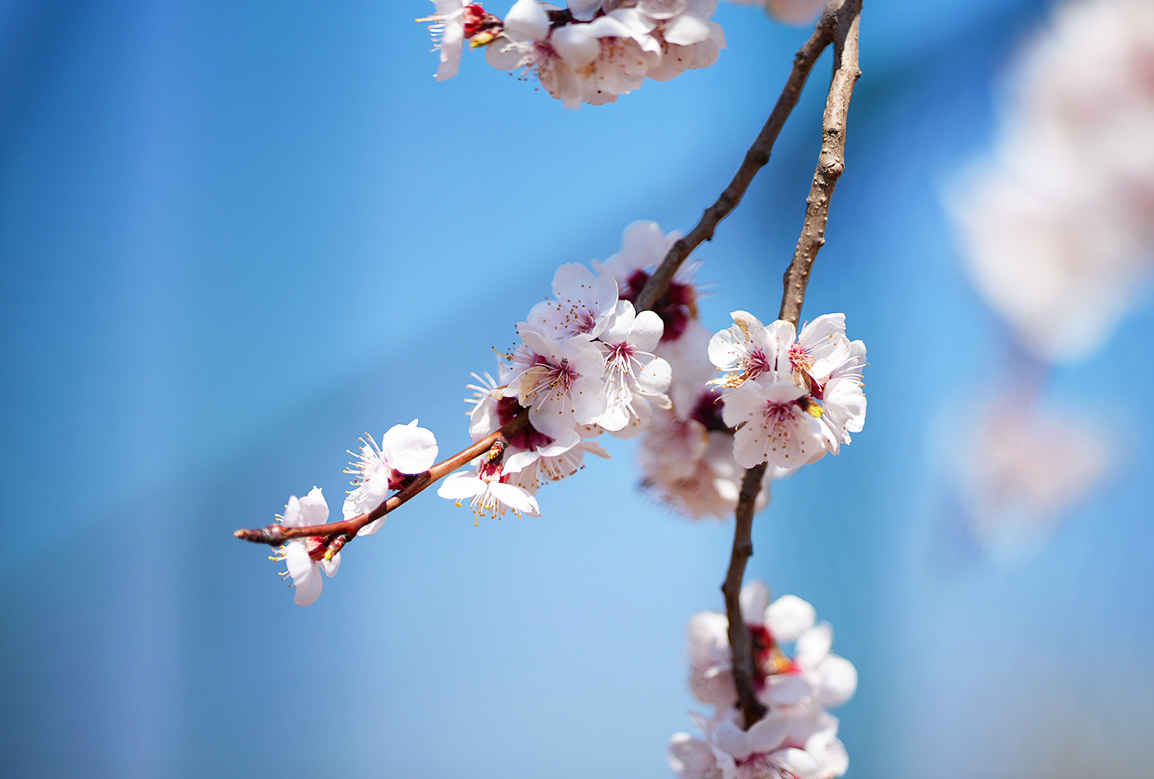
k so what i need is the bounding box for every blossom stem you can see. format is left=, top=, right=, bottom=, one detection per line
left=233, top=412, right=529, bottom=545
left=723, top=0, right=863, bottom=732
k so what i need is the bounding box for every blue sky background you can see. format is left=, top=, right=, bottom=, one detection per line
left=2, top=0, right=1153, bottom=776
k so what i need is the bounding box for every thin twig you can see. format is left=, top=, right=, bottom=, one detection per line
left=234, top=412, right=528, bottom=545
left=724, top=0, right=863, bottom=731
left=634, top=16, right=835, bottom=313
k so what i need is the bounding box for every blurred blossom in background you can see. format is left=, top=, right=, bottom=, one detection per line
left=2, top=0, right=1153, bottom=777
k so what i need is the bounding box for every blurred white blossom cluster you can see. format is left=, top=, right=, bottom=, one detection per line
left=952, top=0, right=1154, bottom=362
left=421, top=0, right=727, bottom=107
left=669, top=582, right=857, bottom=779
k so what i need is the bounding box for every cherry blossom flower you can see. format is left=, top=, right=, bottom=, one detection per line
left=592, top=300, right=673, bottom=433
left=675, top=584, right=855, bottom=778
left=418, top=2, right=499, bottom=81
left=669, top=710, right=822, bottom=779
left=437, top=454, right=542, bottom=521
left=710, top=311, right=865, bottom=469
left=527, top=262, right=619, bottom=341
left=343, top=420, right=438, bottom=535
left=507, top=324, right=608, bottom=439
left=686, top=583, right=857, bottom=713
left=269, top=487, right=340, bottom=607
left=595, top=220, right=699, bottom=343
left=722, top=378, right=828, bottom=469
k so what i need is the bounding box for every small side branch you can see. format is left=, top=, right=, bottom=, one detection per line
left=635, top=18, right=835, bottom=312
left=235, top=412, right=529, bottom=545
left=723, top=0, right=863, bottom=731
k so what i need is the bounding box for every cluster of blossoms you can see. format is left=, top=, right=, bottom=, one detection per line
left=273, top=421, right=440, bottom=605
left=669, top=582, right=857, bottom=779
left=421, top=0, right=727, bottom=107
left=439, top=221, right=693, bottom=519
left=951, top=0, right=1154, bottom=361
left=708, top=311, right=866, bottom=470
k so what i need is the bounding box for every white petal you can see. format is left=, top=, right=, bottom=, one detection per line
left=816, top=654, right=858, bottom=708
left=740, top=580, right=769, bottom=624
left=285, top=544, right=323, bottom=606
left=746, top=713, right=790, bottom=753
left=436, top=472, right=484, bottom=500
left=661, top=13, right=712, bottom=46
left=796, top=622, right=833, bottom=668
left=491, top=481, right=541, bottom=516
left=765, top=594, right=816, bottom=642
left=381, top=420, right=439, bottom=474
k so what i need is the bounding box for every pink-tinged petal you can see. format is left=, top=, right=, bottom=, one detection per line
left=285, top=544, right=322, bottom=606
left=490, top=481, right=541, bottom=516
left=552, top=24, right=600, bottom=68
left=661, top=13, right=712, bottom=46
left=599, top=300, right=636, bottom=344
left=765, top=594, right=816, bottom=642
left=639, top=0, right=690, bottom=20
left=774, top=748, right=820, bottom=779
left=796, top=622, right=833, bottom=668
left=518, top=324, right=563, bottom=363
left=740, top=580, right=769, bottom=624
left=486, top=37, right=524, bottom=70
left=571, top=374, right=609, bottom=425
left=436, top=472, right=484, bottom=500
left=631, top=309, right=666, bottom=352
left=299, top=486, right=330, bottom=525
left=668, top=733, right=716, bottom=777
left=746, top=713, right=790, bottom=753
left=502, top=449, right=539, bottom=475
left=637, top=355, right=672, bottom=395
left=565, top=335, right=609, bottom=375
left=504, top=0, right=550, bottom=39
left=713, top=718, right=753, bottom=761
left=767, top=673, right=812, bottom=706
left=765, top=0, right=826, bottom=26
left=816, top=654, right=858, bottom=708
left=536, top=427, right=581, bottom=457
left=381, top=420, right=438, bottom=474
left=585, top=13, right=634, bottom=39
left=685, top=0, right=719, bottom=17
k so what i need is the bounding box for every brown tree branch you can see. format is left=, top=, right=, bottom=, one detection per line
left=779, top=0, right=863, bottom=325
left=724, top=0, right=863, bottom=731
left=635, top=15, right=835, bottom=313
left=722, top=462, right=769, bottom=727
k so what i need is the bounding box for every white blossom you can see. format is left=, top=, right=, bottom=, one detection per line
left=269, top=487, right=340, bottom=607
left=592, top=300, right=673, bottom=433
left=437, top=455, right=542, bottom=520
left=343, top=420, right=438, bottom=534
left=507, top=324, right=608, bottom=439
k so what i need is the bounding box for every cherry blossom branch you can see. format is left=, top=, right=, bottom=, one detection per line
left=234, top=412, right=529, bottom=546
left=722, top=0, right=864, bottom=731
left=778, top=0, right=862, bottom=325
left=634, top=13, right=835, bottom=312
left=722, top=462, right=770, bottom=727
